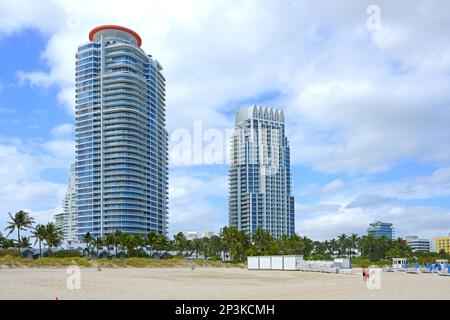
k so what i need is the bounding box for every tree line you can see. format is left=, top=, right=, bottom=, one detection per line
left=2, top=210, right=449, bottom=262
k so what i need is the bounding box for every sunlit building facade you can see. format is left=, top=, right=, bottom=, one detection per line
left=75, top=25, right=168, bottom=238
left=435, top=235, right=450, bottom=254
left=228, top=105, right=295, bottom=238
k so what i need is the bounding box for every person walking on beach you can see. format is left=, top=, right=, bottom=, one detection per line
left=362, top=268, right=367, bottom=280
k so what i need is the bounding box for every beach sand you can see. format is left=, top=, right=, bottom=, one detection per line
left=1, top=267, right=449, bottom=300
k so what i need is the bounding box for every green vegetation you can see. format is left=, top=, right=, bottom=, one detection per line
left=51, top=250, right=81, bottom=258
left=0, top=255, right=243, bottom=269
left=4, top=210, right=34, bottom=254
left=2, top=210, right=449, bottom=268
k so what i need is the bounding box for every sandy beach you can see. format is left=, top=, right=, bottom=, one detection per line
left=1, top=267, right=449, bottom=300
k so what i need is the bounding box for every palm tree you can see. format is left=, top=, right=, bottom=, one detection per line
left=2, top=239, right=15, bottom=249
left=146, top=231, right=158, bottom=256
left=301, top=236, right=314, bottom=256
left=131, top=234, right=144, bottom=254
left=112, top=229, right=122, bottom=257
left=221, top=226, right=249, bottom=262
left=93, top=237, right=104, bottom=258
left=19, top=236, right=32, bottom=249
left=4, top=210, right=35, bottom=254
left=120, top=233, right=141, bottom=256
left=0, top=232, right=5, bottom=248
left=337, top=234, right=348, bottom=257
left=359, top=235, right=376, bottom=261
left=44, top=222, right=63, bottom=256
left=252, top=227, right=274, bottom=256
left=329, top=238, right=338, bottom=256
left=105, top=233, right=115, bottom=256
left=198, top=237, right=210, bottom=259
left=322, top=240, right=329, bottom=255
left=348, top=233, right=359, bottom=259
left=191, top=238, right=203, bottom=259
left=31, top=224, right=46, bottom=258
left=174, top=232, right=187, bottom=256
left=154, top=234, right=168, bottom=257
left=81, top=232, right=94, bottom=256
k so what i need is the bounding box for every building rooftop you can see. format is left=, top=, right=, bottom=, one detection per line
left=89, top=25, right=142, bottom=47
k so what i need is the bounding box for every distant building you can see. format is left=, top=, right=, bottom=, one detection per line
left=435, top=234, right=450, bottom=254
left=187, top=231, right=198, bottom=241
left=55, top=163, right=77, bottom=242
left=367, top=221, right=394, bottom=239
left=405, top=236, right=431, bottom=252
left=201, top=231, right=214, bottom=238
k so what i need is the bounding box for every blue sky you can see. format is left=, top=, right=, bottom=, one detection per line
left=1, top=0, right=450, bottom=241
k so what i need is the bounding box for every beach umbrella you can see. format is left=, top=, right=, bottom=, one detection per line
left=415, top=262, right=419, bottom=269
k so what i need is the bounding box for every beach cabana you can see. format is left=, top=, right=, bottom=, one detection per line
left=392, top=258, right=407, bottom=270
left=20, top=248, right=39, bottom=260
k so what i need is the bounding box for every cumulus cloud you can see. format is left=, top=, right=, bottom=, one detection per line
left=169, top=168, right=228, bottom=234
left=16, top=71, right=55, bottom=90
left=50, top=123, right=74, bottom=138
left=296, top=168, right=450, bottom=239
left=296, top=201, right=450, bottom=241
left=1, top=0, right=448, bottom=173
left=0, top=141, right=67, bottom=228
left=1, top=0, right=450, bottom=238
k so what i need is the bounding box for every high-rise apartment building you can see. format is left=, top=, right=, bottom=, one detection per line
left=228, top=105, right=295, bottom=238
left=367, top=221, right=394, bottom=239
left=55, top=163, right=77, bottom=242
left=75, top=25, right=168, bottom=238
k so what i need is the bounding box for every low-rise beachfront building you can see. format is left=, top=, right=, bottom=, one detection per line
left=435, top=234, right=450, bottom=254
left=405, top=236, right=431, bottom=253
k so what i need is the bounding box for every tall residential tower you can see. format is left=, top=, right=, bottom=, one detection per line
left=75, top=25, right=168, bottom=238
left=228, top=105, right=295, bottom=237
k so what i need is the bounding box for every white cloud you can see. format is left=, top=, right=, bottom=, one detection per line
left=323, top=179, right=344, bottom=193
left=168, top=168, right=228, bottom=235
left=16, top=70, right=55, bottom=90
left=42, top=139, right=75, bottom=164
left=1, top=0, right=450, bottom=239
left=51, top=123, right=74, bottom=138
left=0, top=141, right=67, bottom=229
left=295, top=167, right=450, bottom=240
left=1, top=0, right=448, bottom=172
left=296, top=201, right=450, bottom=241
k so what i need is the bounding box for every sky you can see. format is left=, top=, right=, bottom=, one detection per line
left=0, top=0, right=450, bottom=241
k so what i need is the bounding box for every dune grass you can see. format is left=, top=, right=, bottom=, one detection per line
left=0, top=255, right=244, bottom=269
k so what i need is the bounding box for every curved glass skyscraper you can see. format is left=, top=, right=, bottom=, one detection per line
left=75, top=25, right=168, bottom=238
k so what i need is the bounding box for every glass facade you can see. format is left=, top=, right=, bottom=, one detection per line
left=75, top=26, right=168, bottom=238
left=367, top=221, right=394, bottom=239
left=228, top=105, right=295, bottom=238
